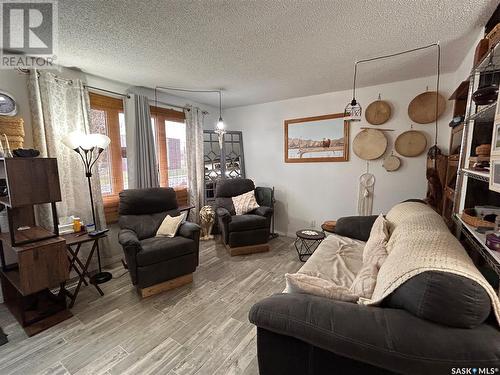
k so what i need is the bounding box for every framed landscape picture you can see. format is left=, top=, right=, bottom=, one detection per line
left=284, top=113, right=349, bottom=163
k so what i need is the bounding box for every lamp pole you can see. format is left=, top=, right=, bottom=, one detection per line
left=63, top=132, right=112, bottom=285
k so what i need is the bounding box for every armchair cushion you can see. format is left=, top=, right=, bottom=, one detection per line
left=228, top=214, right=268, bottom=232
left=137, top=236, right=196, bottom=267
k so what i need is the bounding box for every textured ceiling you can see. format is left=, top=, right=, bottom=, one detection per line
left=57, top=0, right=498, bottom=108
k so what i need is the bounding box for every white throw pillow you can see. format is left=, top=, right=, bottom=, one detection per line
left=232, top=190, right=259, bottom=215
left=156, top=215, right=184, bottom=237
left=363, top=214, right=389, bottom=265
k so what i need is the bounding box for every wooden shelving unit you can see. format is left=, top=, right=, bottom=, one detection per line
left=453, top=37, right=500, bottom=288
left=0, top=157, right=72, bottom=336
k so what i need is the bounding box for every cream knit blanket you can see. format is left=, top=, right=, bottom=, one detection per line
left=361, top=202, right=500, bottom=326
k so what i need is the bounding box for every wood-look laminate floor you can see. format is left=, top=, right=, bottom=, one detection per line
left=0, top=236, right=301, bottom=375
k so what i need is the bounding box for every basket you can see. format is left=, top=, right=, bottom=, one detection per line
left=486, top=23, right=500, bottom=48
left=461, top=208, right=495, bottom=228
left=0, top=116, right=25, bottom=137
left=476, top=144, right=491, bottom=156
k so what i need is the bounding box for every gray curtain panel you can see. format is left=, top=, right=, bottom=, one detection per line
left=185, top=106, right=205, bottom=223
left=125, top=94, right=159, bottom=189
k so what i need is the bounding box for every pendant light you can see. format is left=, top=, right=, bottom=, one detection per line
left=344, top=63, right=362, bottom=122
left=215, top=90, right=226, bottom=144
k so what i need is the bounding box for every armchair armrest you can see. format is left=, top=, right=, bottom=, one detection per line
left=253, top=206, right=273, bottom=218
left=118, top=229, right=142, bottom=251
left=178, top=221, right=201, bottom=241
left=216, top=207, right=232, bottom=224
left=334, top=215, right=378, bottom=241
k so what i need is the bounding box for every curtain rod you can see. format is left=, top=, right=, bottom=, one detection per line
left=85, top=85, right=130, bottom=99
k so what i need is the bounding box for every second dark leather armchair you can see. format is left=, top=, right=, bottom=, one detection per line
left=214, top=178, right=273, bottom=256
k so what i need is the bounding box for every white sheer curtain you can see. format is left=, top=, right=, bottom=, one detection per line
left=184, top=106, right=205, bottom=223
left=28, top=70, right=111, bottom=258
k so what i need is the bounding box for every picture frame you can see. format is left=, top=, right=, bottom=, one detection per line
left=284, top=113, right=349, bottom=163
left=489, top=156, right=500, bottom=193
left=490, top=118, right=500, bottom=156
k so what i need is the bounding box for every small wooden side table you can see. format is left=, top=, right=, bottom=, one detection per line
left=60, top=232, right=108, bottom=308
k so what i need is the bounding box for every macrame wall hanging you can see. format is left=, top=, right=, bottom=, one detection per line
left=358, top=162, right=375, bottom=216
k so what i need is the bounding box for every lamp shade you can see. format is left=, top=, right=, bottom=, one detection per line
left=62, top=132, right=111, bottom=151
left=89, top=133, right=111, bottom=150
left=62, top=131, right=85, bottom=150
left=344, top=99, right=362, bottom=122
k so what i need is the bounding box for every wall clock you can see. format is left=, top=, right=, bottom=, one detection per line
left=0, top=91, right=17, bottom=116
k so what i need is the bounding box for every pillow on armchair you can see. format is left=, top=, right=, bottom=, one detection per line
left=232, top=190, right=260, bottom=215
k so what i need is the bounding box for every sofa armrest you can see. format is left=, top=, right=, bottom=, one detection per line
left=334, top=215, right=378, bottom=241
left=216, top=207, right=232, bottom=223
left=249, top=293, right=500, bottom=375
left=253, top=206, right=273, bottom=218
left=178, top=221, right=201, bottom=241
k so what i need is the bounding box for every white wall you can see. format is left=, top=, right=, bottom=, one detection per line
left=223, top=73, right=458, bottom=236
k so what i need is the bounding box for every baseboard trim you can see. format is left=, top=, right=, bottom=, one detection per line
left=138, top=273, right=193, bottom=298
left=225, top=243, right=270, bottom=256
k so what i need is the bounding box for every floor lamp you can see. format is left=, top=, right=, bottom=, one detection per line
left=62, top=131, right=113, bottom=284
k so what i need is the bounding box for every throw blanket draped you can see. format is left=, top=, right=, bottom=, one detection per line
left=361, top=202, right=500, bottom=326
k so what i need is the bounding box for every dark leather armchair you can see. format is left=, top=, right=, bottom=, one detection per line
left=118, top=187, right=200, bottom=296
left=214, top=178, right=273, bottom=255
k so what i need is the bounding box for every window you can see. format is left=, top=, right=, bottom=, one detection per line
left=89, top=93, right=127, bottom=223
left=89, top=96, right=189, bottom=223
left=150, top=106, right=187, bottom=188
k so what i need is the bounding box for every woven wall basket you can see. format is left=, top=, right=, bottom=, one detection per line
left=0, top=116, right=25, bottom=149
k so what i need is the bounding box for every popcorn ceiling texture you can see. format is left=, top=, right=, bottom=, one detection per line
left=57, top=0, right=497, bottom=107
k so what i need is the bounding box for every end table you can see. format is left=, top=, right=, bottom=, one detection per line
left=60, top=232, right=108, bottom=308
left=294, top=229, right=325, bottom=262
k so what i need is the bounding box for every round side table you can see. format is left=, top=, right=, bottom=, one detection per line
left=294, top=229, right=325, bottom=262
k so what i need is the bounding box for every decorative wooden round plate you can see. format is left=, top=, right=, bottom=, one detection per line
left=395, top=130, right=427, bottom=157
left=408, top=91, right=446, bottom=124
left=383, top=154, right=401, bottom=171
left=353, top=129, right=387, bottom=160
left=365, top=100, right=391, bottom=125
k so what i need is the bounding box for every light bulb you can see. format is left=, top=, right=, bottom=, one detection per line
left=216, top=117, right=225, bottom=130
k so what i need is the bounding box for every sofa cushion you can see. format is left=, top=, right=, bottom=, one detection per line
left=228, top=214, right=267, bottom=232
left=137, top=236, right=195, bottom=266
left=385, top=271, right=491, bottom=328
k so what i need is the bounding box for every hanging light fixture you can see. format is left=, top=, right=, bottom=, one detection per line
left=344, top=62, right=362, bottom=122
left=214, top=90, right=226, bottom=146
